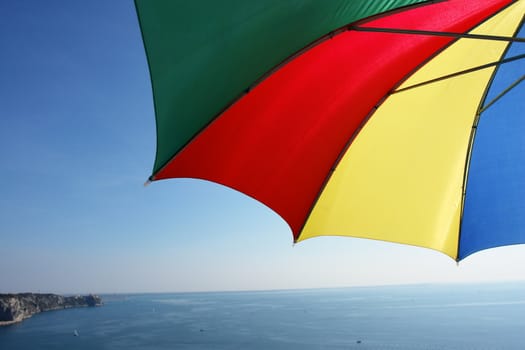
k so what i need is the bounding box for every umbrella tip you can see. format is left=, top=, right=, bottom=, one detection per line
left=144, top=175, right=155, bottom=187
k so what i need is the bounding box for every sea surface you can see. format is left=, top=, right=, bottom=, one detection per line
left=1, top=282, right=525, bottom=349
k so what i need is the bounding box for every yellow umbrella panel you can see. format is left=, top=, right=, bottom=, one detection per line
left=300, top=1, right=525, bottom=260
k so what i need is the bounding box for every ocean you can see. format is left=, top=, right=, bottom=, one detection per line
left=1, top=282, right=524, bottom=349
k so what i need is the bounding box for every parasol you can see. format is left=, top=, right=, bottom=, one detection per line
left=135, top=0, right=525, bottom=261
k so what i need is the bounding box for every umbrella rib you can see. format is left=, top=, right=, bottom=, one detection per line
left=479, top=74, right=525, bottom=114
left=351, top=26, right=525, bottom=43
left=392, top=53, right=525, bottom=93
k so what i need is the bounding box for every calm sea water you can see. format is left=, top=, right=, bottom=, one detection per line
left=1, top=283, right=525, bottom=349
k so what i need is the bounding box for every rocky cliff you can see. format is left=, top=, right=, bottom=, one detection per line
left=0, top=293, right=102, bottom=326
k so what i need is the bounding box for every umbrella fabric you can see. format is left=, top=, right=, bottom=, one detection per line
left=136, top=0, right=525, bottom=261
left=459, top=23, right=525, bottom=260
left=135, top=0, right=429, bottom=173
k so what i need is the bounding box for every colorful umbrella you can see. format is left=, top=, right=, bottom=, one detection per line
left=135, top=0, right=525, bottom=261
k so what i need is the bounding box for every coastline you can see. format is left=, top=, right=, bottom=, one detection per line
left=0, top=293, right=102, bottom=326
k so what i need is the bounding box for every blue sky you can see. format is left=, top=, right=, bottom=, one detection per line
left=1, top=0, right=525, bottom=294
